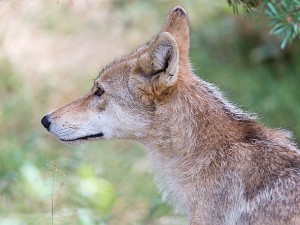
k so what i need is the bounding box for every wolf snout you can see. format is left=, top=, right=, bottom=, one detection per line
left=41, top=115, right=51, bottom=130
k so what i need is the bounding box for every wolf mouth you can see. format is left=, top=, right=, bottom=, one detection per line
left=60, top=132, right=104, bottom=142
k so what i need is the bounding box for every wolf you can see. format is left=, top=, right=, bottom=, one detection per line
left=41, top=6, right=300, bottom=225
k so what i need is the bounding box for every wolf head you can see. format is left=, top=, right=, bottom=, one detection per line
left=41, top=6, right=191, bottom=144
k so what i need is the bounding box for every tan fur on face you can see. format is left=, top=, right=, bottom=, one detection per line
left=43, top=6, right=300, bottom=225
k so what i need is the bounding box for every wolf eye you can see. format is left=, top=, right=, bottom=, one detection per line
left=94, top=87, right=104, bottom=97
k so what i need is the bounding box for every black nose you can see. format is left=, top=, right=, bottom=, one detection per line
left=41, top=115, right=51, bottom=130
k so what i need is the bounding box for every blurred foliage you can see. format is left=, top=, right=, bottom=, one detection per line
left=227, top=0, right=300, bottom=48
left=0, top=0, right=299, bottom=225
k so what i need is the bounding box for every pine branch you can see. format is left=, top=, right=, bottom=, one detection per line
left=228, top=0, right=261, bottom=14
left=227, top=0, right=300, bottom=48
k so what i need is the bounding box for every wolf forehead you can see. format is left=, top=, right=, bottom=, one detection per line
left=95, top=45, right=150, bottom=82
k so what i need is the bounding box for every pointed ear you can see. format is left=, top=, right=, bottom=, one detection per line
left=162, top=6, right=190, bottom=67
left=134, top=32, right=179, bottom=95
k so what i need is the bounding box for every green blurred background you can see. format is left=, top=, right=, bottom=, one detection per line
left=0, top=1, right=299, bottom=225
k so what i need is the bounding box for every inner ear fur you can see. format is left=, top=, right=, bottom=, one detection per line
left=135, top=32, right=179, bottom=92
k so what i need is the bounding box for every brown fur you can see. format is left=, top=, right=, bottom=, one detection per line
left=42, top=6, right=300, bottom=225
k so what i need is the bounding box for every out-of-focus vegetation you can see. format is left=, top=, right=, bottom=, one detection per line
left=227, top=0, right=300, bottom=48
left=0, top=1, right=299, bottom=225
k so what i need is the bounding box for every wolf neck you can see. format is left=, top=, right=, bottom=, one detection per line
left=143, top=74, right=254, bottom=213
left=146, top=74, right=253, bottom=158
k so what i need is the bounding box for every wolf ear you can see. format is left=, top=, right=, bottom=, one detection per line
left=162, top=6, right=190, bottom=68
left=134, top=32, right=179, bottom=95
